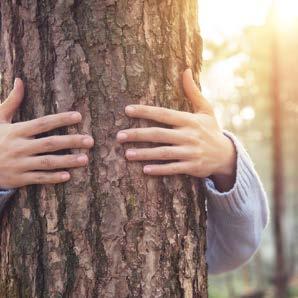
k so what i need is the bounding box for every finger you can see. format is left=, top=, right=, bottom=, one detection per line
left=21, top=135, right=94, bottom=155
left=182, top=69, right=214, bottom=115
left=116, top=127, right=198, bottom=145
left=13, top=112, right=82, bottom=137
left=143, top=161, right=193, bottom=176
left=124, top=104, right=197, bottom=127
left=21, top=171, right=71, bottom=186
left=125, top=146, right=194, bottom=161
left=0, top=78, right=25, bottom=123
left=21, top=154, right=88, bottom=171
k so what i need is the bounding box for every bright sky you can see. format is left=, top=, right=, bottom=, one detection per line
left=199, top=0, right=271, bottom=42
left=199, top=0, right=298, bottom=42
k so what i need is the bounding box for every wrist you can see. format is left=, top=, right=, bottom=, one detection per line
left=214, top=134, right=237, bottom=176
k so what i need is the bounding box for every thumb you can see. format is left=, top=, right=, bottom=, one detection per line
left=0, top=78, right=24, bottom=123
left=182, top=68, right=214, bottom=115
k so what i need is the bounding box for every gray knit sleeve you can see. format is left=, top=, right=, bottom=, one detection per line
left=203, top=131, right=270, bottom=275
left=0, top=189, right=16, bottom=215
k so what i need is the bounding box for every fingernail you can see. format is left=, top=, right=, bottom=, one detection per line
left=61, top=172, right=70, bottom=180
left=83, top=137, right=94, bottom=146
left=126, top=150, right=136, bottom=157
left=71, top=112, right=82, bottom=121
left=125, top=106, right=136, bottom=114
left=14, top=78, right=20, bottom=89
left=117, top=132, right=128, bottom=140
left=143, top=166, right=152, bottom=173
left=77, top=154, right=88, bottom=163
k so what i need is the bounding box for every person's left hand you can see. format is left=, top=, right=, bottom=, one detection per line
left=116, top=69, right=236, bottom=180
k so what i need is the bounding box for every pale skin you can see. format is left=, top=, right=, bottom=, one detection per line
left=0, top=78, right=94, bottom=188
left=116, top=69, right=237, bottom=192
left=0, top=69, right=235, bottom=191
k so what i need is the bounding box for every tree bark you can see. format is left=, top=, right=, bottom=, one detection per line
left=0, top=1, right=207, bottom=297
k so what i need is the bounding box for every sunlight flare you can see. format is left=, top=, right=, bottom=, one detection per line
left=275, top=0, right=298, bottom=26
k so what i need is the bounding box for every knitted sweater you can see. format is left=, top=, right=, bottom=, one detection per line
left=0, top=131, right=269, bottom=275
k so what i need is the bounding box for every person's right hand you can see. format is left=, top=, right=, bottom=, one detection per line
left=0, top=78, right=94, bottom=188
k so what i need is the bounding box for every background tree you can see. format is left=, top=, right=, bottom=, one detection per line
left=0, top=1, right=207, bottom=297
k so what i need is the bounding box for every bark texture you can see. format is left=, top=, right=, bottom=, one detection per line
left=0, top=1, right=207, bottom=297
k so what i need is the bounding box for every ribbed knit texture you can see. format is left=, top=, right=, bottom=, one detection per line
left=203, top=130, right=269, bottom=274
left=0, top=131, right=269, bottom=275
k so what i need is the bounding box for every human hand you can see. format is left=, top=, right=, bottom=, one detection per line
left=0, top=78, right=94, bottom=188
left=116, top=69, right=236, bottom=184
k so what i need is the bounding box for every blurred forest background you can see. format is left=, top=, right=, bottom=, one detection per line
left=199, top=0, right=298, bottom=297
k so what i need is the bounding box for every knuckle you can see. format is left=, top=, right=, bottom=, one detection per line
left=6, top=127, right=16, bottom=139
left=5, top=138, right=25, bottom=158
left=15, top=142, right=29, bottom=156
left=131, top=130, right=139, bottom=139
left=171, top=164, right=179, bottom=173
left=12, top=147, right=23, bottom=156
left=1, top=131, right=16, bottom=149
left=71, top=155, right=79, bottom=163
left=155, top=127, right=165, bottom=135
left=193, top=147, right=202, bottom=159
left=79, top=135, right=88, bottom=145
left=34, top=173, right=46, bottom=183
left=62, top=135, right=74, bottom=147
left=186, top=115, right=201, bottom=128
left=160, top=148, right=170, bottom=159
left=187, top=135, right=199, bottom=145
left=158, top=108, right=167, bottom=118
left=138, top=105, right=145, bottom=113
left=194, top=159, right=202, bottom=168
left=41, top=157, right=54, bottom=169
left=192, top=117, right=202, bottom=127
left=43, top=138, right=56, bottom=150
left=37, top=117, right=49, bottom=130
left=66, top=135, right=76, bottom=146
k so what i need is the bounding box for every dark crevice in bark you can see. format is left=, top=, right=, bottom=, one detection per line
left=168, top=188, right=184, bottom=296
left=11, top=0, right=24, bottom=79
left=156, top=1, right=169, bottom=108
left=10, top=0, right=26, bottom=125
left=27, top=187, right=45, bottom=298
left=34, top=1, right=57, bottom=297
left=55, top=183, right=78, bottom=298
left=8, top=1, right=43, bottom=297
left=178, top=2, right=188, bottom=71
left=64, top=231, right=79, bottom=298
left=36, top=0, right=56, bottom=115
left=71, top=2, right=109, bottom=296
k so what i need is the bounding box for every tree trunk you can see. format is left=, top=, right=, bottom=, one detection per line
left=0, top=1, right=207, bottom=297
left=270, top=3, right=287, bottom=298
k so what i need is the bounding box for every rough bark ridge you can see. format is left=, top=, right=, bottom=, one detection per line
left=0, top=0, right=207, bottom=297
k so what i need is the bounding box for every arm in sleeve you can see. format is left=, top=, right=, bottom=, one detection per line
left=0, top=188, right=16, bottom=215
left=203, top=131, right=270, bottom=275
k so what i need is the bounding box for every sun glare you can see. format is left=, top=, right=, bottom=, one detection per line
left=275, top=0, right=298, bottom=26
left=200, top=0, right=298, bottom=42
left=199, top=0, right=271, bottom=42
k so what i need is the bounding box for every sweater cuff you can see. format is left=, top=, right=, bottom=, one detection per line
left=0, top=188, right=16, bottom=213
left=203, top=130, right=256, bottom=217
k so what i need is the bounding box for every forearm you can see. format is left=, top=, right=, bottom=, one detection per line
left=204, top=131, right=270, bottom=275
